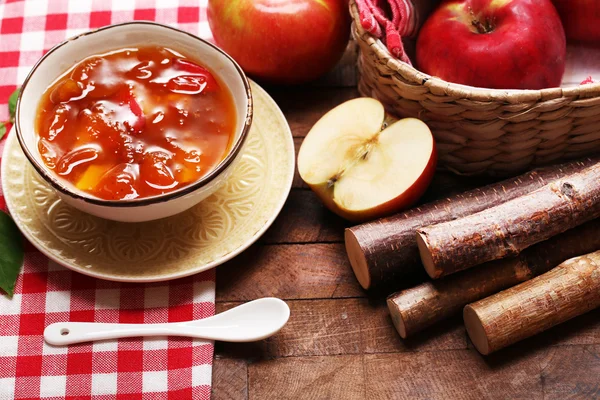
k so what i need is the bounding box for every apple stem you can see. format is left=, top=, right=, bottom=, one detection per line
left=327, top=175, right=340, bottom=188
left=471, top=19, right=487, bottom=34
left=469, top=8, right=495, bottom=34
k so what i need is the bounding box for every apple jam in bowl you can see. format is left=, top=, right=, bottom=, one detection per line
left=16, top=22, right=252, bottom=222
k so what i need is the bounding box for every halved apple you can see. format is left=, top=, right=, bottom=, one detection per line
left=298, top=98, right=437, bottom=222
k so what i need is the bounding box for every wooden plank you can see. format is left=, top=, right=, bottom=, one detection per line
left=270, top=299, right=364, bottom=357
left=292, top=138, right=308, bottom=189
left=547, top=308, right=600, bottom=346
left=215, top=297, right=600, bottom=360
left=541, top=345, right=600, bottom=399
left=418, top=171, right=498, bottom=204
left=364, top=349, right=545, bottom=399
left=359, top=298, right=467, bottom=353
left=212, top=358, right=248, bottom=400
left=215, top=298, right=465, bottom=360
left=215, top=299, right=599, bottom=359
left=216, top=244, right=363, bottom=302
left=267, top=87, right=360, bottom=138
left=248, top=355, right=365, bottom=400
left=263, top=190, right=346, bottom=244
left=216, top=299, right=362, bottom=359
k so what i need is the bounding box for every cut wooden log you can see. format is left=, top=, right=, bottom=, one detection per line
left=464, top=250, right=600, bottom=355
left=388, top=219, right=600, bottom=338
left=417, top=162, right=600, bottom=279
left=344, top=157, right=597, bottom=290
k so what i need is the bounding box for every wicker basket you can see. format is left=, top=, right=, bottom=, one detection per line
left=350, top=0, right=600, bottom=175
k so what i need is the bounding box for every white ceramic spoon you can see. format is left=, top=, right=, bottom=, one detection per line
left=44, top=297, right=290, bottom=346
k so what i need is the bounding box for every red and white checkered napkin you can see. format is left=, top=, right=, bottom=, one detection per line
left=0, top=255, right=216, bottom=399
left=0, top=1, right=219, bottom=398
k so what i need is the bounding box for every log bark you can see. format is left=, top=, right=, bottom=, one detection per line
left=464, top=250, right=600, bottom=355
left=387, top=219, right=600, bottom=338
left=344, top=157, right=597, bottom=290
left=417, top=162, right=600, bottom=279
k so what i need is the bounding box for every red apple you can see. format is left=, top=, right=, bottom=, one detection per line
left=416, top=0, right=566, bottom=90
left=298, top=98, right=437, bottom=222
left=552, top=0, right=600, bottom=44
left=207, top=0, right=351, bottom=85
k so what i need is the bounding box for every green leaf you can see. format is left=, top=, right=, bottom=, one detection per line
left=8, top=88, right=20, bottom=123
left=0, top=123, right=5, bottom=140
left=0, top=210, right=24, bottom=297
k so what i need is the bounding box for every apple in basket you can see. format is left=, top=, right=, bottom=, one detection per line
left=207, top=0, right=351, bottom=84
left=297, top=98, right=437, bottom=222
left=416, top=0, right=567, bottom=90
left=552, top=0, right=600, bottom=44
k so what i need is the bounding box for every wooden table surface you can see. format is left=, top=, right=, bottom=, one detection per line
left=211, top=86, right=600, bottom=400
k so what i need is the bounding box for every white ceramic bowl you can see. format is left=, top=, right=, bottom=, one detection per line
left=16, top=22, right=252, bottom=223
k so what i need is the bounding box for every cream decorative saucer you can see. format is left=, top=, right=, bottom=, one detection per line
left=2, top=82, right=295, bottom=282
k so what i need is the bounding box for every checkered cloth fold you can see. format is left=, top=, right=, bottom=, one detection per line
left=0, top=1, right=217, bottom=398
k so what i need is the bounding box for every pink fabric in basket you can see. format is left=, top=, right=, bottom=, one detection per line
left=355, top=0, right=414, bottom=64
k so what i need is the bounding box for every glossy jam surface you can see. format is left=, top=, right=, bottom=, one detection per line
left=35, top=46, right=236, bottom=200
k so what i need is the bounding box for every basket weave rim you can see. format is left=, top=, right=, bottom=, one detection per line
left=349, top=0, right=600, bottom=103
